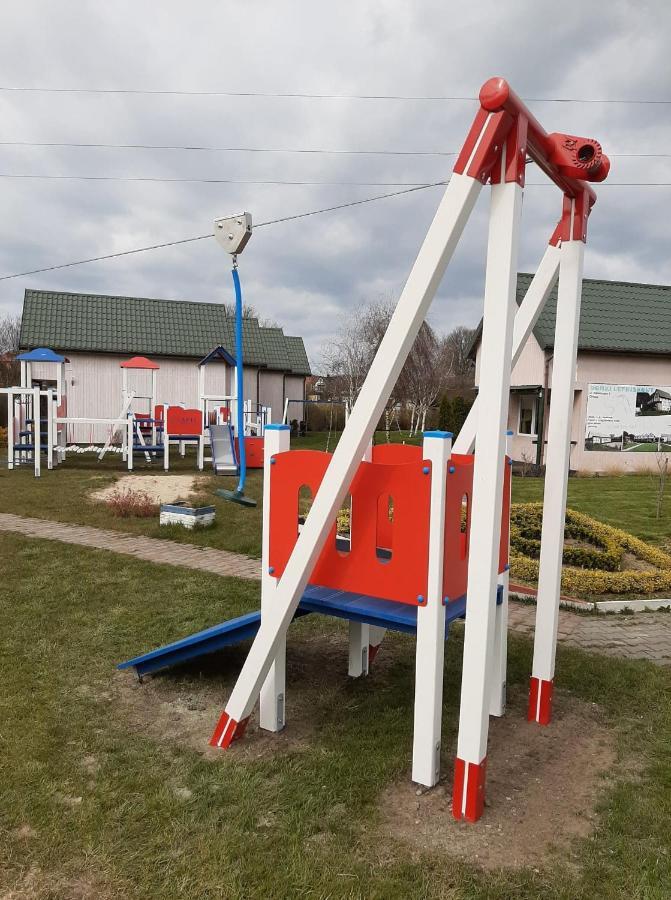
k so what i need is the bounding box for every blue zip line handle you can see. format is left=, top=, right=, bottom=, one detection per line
left=232, top=265, right=247, bottom=495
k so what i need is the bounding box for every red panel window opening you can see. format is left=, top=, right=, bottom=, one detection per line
left=297, top=485, right=313, bottom=539
left=376, top=494, right=394, bottom=562
left=335, top=494, right=352, bottom=556
left=460, top=493, right=469, bottom=560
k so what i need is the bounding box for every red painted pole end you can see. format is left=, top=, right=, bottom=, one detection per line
left=528, top=676, right=554, bottom=725
left=209, top=712, right=250, bottom=749
left=452, top=756, right=487, bottom=822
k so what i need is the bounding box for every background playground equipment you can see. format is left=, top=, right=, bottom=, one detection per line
left=2, top=345, right=271, bottom=477
left=2, top=348, right=67, bottom=475
left=165, top=76, right=607, bottom=823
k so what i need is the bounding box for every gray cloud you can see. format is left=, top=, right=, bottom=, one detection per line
left=0, top=0, right=670, bottom=368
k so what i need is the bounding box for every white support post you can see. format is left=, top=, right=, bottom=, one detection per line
left=489, top=568, right=509, bottom=717
left=127, top=416, right=133, bottom=471
left=7, top=392, right=14, bottom=470
left=453, top=174, right=523, bottom=823
left=163, top=427, right=169, bottom=471
left=529, top=235, right=585, bottom=725
left=259, top=424, right=292, bottom=732
left=33, top=386, right=41, bottom=478
left=210, top=173, right=483, bottom=749
left=453, top=243, right=561, bottom=455
left=489, top=431, right=512, bottom=717
left=46, top=390, right=54, bottom=471
left=411, top=430, right=451, bottom=787
left=348, top=438, right=375, bottom=677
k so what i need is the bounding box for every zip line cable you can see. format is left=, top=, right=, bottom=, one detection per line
left=1, top=175, right=670, bottom=283
left=0, top=181, right=448, bottom=282
left=0, top=86, right=669, bottom=104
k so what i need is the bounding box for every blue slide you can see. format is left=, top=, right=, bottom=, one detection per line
left=118, top=585, right=501, bottom=679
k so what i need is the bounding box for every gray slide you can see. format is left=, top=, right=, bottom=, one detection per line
left=208, top=424, right=238, bottom=475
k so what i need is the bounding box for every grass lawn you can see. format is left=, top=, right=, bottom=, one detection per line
left=2, top=532, right=671, bottom=898
left=512, top=474, right=671, bottom=546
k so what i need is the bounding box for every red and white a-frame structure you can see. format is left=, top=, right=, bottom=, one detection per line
left=211, top=77, right=609, bottom=822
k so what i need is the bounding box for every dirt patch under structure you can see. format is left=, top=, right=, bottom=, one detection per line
left=90, top=474, right=203, bottom=506
left=379, top=693, right=617, bottom=871
left=112, top=623, right=354, bottom=761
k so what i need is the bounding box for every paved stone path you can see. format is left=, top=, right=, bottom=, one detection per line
left=508, top=602, right=671, bottom=666
left=3, top=512, right=671, bottom=665
left=0, top=512, right=261, bottom=581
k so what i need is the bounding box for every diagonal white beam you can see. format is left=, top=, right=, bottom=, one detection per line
left=219, top=173, right=483, bottom=728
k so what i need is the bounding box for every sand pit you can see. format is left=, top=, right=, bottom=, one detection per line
left=91, top=474, right=203, bottom=506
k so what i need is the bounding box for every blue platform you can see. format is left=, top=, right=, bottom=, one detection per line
left=118, top=584, right=502, bottom=678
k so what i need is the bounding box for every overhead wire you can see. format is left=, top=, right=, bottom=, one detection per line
left=0, top=86, right=669, bottom=103
left=0, top=141, right=668, bottom=158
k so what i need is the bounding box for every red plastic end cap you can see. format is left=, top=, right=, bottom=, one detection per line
left=209, top=712, right=250, bottom=748
left=452, top=756, right=487, bottom=822
left=527, top=676, right=554, bottom=725
left=368, top=643, right=381, bottom=666
left=479, top=77, right=510, bottom=111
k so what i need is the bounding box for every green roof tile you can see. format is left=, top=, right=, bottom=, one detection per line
left=19, top=289, right=311, bottom=374
left=469, top=275, right=671, bottom=358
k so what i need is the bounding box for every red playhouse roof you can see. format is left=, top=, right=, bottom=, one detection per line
left=120, top=356, right=160, bottom=370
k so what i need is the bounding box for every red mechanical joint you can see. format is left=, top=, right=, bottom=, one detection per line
left=549, top=187, right=595, bottom=246
left=547, top=133, right=610, bottom=182
left=452, top=756, right=487, bottom=822
left=527, top=677, right=554, bottom=725
left=454, top=109, right=514, bottom=183
left=209, top=712, right=250, bottom=748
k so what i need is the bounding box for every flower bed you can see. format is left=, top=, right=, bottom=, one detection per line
left=510, top=503, right=671, bottom=595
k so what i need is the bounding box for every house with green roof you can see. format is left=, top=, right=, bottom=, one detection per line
left=469, top=275, right=671, bottom=472
left=18, top=289, right=310, bottom=440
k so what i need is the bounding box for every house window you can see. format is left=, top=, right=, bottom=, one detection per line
left=518, top=395, right=537, bottom=436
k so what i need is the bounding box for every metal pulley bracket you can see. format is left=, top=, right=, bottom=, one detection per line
left=214, top=212, right=252, bottom=255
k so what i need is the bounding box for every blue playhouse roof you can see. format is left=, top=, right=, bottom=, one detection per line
left=16, top=347, right=65, bottom=363
left=198, top=346, right=236, bottom=367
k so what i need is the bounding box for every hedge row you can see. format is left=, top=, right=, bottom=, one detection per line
left=510, top=502, right=671, bottom=595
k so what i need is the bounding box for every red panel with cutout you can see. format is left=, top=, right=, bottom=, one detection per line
left=268, top=449, right=431, bottom=606
left=165, top=407, right=203, bottom=436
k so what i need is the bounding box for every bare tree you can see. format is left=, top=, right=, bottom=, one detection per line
left=440, top=325, right=475, bottom=387
left=0, top=314, right=21, bottom=389
left=654, top=452, right=669, bottom=519
left=0, top=314, right=21, bottom=353
left=221, top=303, right=281, bottom=329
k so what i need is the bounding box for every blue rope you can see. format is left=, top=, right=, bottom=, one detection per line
left=232, top=265, right=247, bottom=495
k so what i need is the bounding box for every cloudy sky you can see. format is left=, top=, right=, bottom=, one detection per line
left=0, top=1, right=669, bottom=366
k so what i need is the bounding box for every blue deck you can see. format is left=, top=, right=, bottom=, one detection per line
left=118, top=585, right=501, bottom=678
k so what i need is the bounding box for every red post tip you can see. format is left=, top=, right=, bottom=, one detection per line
left=209, top=712, right=250, bottom=748
left=452, top=757, right=487, bottom=822
left=528, top=677, right=554, bottom=725
left=479, top=77, right=510, bottom=111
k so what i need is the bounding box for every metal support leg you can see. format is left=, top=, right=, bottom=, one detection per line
left=453, top=177, right=523, bottom=822
left=529, top=236, right=585, bottom=724
left=210, top=173, right=483, bottom=746
left=412, top=431, right=451, bottom=787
